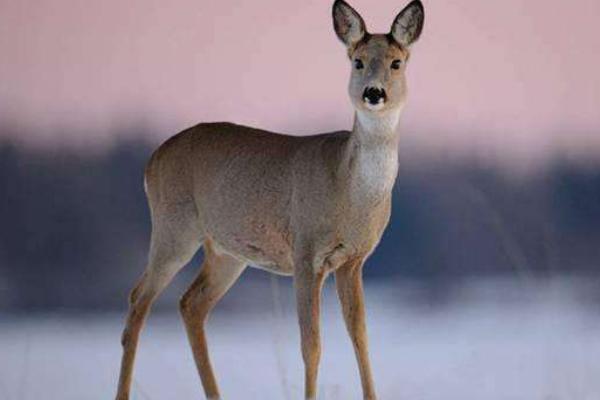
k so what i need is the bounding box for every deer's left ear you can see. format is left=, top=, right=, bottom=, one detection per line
left=390, top=0, right=424, bottom=47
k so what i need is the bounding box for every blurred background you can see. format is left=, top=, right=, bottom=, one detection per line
left=1, top=0, right=599, bottom=399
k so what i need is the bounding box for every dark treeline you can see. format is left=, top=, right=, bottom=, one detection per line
left=1, top=136, right=599, bottom=311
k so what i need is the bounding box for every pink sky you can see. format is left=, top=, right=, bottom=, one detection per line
left=1, top=0, right=599, bottom=167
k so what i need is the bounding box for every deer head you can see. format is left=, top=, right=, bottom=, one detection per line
left=333, top=0, right=424, bottom=114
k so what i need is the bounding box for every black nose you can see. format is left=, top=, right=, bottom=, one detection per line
left=362, top=87, right=387, bottom=105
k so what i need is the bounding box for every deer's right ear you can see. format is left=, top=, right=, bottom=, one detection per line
left=332, top=0, right=366, bottom=49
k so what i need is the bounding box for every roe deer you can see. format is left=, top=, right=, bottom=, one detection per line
left=116, top=1, right=424, bottom=399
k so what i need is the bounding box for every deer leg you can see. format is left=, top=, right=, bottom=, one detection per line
left=294, top=259, right=326, bottom=400
left=116, top=219, right=201, bottom=400
left=335, top=259, right=376, bottom=400
left=116, top=261, right=190, bottom=400
left=180, top=240, right=246, bottom=400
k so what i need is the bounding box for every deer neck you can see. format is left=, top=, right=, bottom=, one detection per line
left=342, top=108, right=401, bottom=204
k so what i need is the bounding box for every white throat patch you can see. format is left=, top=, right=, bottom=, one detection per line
left=351, top=107, right=402, bottom=202
left=356, top=107, right=402, bottom=137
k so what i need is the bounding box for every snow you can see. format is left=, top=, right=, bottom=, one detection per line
left=1, top=280, right=600, bottom=400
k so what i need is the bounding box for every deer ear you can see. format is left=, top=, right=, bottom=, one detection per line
left=332, top=0, right=366, bottom=48
left=390, top=0, right=424, bottom=47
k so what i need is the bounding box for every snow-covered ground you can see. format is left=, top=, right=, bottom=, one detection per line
left=1, top=279, right=600, bottom=400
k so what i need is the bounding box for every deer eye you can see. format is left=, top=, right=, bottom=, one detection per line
left=354, top=59, right=364, bottom=70
left=391, top=59, right=402, bottom=70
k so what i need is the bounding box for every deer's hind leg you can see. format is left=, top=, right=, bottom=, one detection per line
left=180, top=239, right=246, bottom=400
left=116, top=210, right=202, bottom=400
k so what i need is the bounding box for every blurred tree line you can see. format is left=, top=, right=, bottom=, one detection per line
left=0, top=130, right=599, bottom=311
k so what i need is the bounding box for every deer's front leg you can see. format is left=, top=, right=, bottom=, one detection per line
left=294, top=258, right=326, bottom=400
left=335, top=258, right=376, bottom=400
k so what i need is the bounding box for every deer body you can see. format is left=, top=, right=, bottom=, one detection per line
left=147, top=118, right=397, bottom=276
left=116, top=1, right=424, bottom=399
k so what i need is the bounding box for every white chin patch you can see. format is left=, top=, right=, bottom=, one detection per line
left=364, top=99, right=385, bottom=111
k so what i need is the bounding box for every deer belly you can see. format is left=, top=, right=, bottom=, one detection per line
left=210, top=224, right=294, bottom=276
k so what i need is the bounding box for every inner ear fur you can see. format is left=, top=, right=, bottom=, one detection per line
left=390, top=0, right=424, bottom=47
left=333, top=0, right=367, bottom=49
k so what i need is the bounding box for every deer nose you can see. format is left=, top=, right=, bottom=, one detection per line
left=362, top=87, right=386, bottom=105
